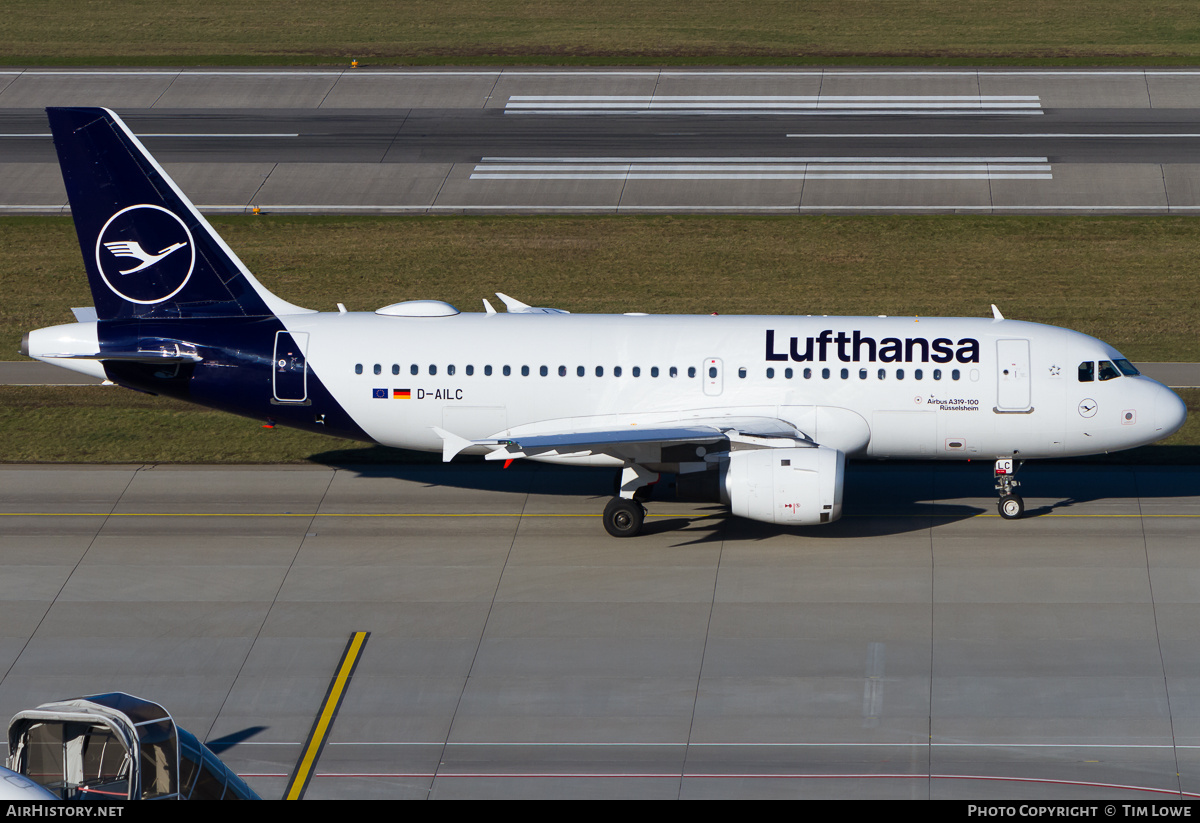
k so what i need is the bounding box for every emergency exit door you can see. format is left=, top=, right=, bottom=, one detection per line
left=996, top=339, right=1031, bottom=412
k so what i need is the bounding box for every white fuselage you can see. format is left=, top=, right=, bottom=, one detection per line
left=271, top=311, right=1182, bottom=462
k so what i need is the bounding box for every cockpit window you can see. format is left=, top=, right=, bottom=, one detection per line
left=1098, top=360, right=1120, bottom=381
left=1114, top=358, right=1140, bottom=376
left=1078, top=361, right=1094, bottom=382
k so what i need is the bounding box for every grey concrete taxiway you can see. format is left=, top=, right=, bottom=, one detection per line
left=2, top=462, right=1200, bottom=800
left=5, top=68, right=1200, bottom=213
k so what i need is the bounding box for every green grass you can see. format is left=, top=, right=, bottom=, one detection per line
left=3, top=213, right=1199, bottom=464
left=5, top=1, right=1200, bottom=66
left=5, top=215, right=1199, bottom=363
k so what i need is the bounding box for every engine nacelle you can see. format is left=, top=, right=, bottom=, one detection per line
left=723, top=446, right=845, bottom=526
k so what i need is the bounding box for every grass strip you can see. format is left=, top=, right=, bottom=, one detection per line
left=4, top=1, right=1200, bottom=66
left=4, top=215, right=1198, bottom=363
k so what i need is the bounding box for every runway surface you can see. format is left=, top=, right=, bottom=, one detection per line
left=2, top=462, right=1200, bottom=800
left=4, top=68, right=1200, bottom=213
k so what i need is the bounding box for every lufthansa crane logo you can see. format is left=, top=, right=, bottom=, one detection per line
left=95, top=204, right=195, bottom=304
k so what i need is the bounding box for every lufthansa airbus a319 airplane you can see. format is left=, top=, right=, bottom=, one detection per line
left=24, top=108, right=1188, bottom=536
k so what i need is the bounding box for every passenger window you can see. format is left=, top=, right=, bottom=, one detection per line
left=429, top=365, right=436, bottom=375
left=804, top=368, right=812, bottom=379
left=559, top=365, right=567, bottom=376
left=840, top=368, right=848, bottom=379
left=392, top=364, right=400, bottom=375
left=577, top=366, right=585, bottom=377
left=596, top=366, right=604, bottom=377
left=785, top=368, right=793, bottom=379
left=914, top=369, right=923, bottom=380
left=952, top=369, right=961, bottom=380
left=539, top=366, right=548, bottom=376
left=766, top=368, right=775, bottom=379
left=821, top=368, right=830, bottom=379
left=615, top=366, right=623, bottom=377
left=485, top=365, right=493, bottom=376
left=503, top=365, right=511, bottom=376
left=933, top=369, right=942, bottom=380
left=651, top=367, right=659, bottom=378
left=896, top=369, right=905, bottom=380
left=859, top=369, right=867, bottom=379
left=738, top=367, right=746, bottom=378
left=373, top=364, right=381, bottom=375
left=447, top=365, right=455, bottom=376
left=466, top=365, right=474, bottom=376
left=1078, top=361, right=1095, bottom=382
left=633, top=366, right=641, bottom=377
left=1098, top=360, right=1120, bottom=381
left=355, top=364, right=362, bottom=375
left=411, top=364, right=418, bottom=375
left=688, top=367, right=696, bottom=378
left=708, top=367, right=716, bottom=378
left=878, top=368, right=885, bottom=380
left=521, top=365, right=529, bottom=376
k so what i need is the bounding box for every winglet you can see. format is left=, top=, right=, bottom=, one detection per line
left=431, top=427, right=474, bottom=462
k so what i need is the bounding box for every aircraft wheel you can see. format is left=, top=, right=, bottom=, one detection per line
left=604, top=497, right=645, bottom=538
left=998, top=494, right=1025, bottom=520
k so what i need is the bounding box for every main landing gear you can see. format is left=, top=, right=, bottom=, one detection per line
left=603, top=464, right=656, bottom=537
left=603, top=497, right=646, bottom=537
left=994, top=457, right=1024, bottom=519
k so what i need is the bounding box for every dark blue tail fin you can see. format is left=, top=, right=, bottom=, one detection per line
left=47, top=107, right=310, bottom=322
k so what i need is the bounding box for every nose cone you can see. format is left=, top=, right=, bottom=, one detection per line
left=1154, top=385, right=1188, bottom=440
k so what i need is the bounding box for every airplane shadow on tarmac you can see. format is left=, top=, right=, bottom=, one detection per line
left=309, top=445, right=1200, bottom=541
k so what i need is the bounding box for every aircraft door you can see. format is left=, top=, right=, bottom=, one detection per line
left=703, top=357, right=723, bottom=396
left=995, top=339, right=1031, bottom=412
left=273, top=331, right=309, bottom=403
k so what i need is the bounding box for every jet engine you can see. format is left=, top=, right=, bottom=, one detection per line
left=722, top=446, right=845, bottom=526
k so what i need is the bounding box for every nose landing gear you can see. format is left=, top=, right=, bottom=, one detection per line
left=995, top=458, right=1024, bottom=519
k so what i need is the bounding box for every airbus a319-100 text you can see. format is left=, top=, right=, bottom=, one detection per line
left=23, top=108, right=1187, bottom=536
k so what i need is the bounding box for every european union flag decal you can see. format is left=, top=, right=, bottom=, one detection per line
left=372, top=388, right=387, bottom=399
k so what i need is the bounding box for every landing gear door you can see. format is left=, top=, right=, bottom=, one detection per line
left=273, top=331, right=309, bottom=403
left=995, top=339, right=1031, bottom=412
left=703, top=358, right=723, bottom=396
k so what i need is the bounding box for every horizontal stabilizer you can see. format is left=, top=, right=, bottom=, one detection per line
left=39, top=350, right=202, bottom=363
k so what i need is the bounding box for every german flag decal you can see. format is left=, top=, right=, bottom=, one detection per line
left=393, top=389, right=411, bottom=399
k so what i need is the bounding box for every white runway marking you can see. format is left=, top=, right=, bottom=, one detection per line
left=0, top=133, right=299, bottom=138
left=504, top=95, right=1043, bottom=116
left=791, top=133, right=1200, bottom=138
left=470, top=155, right=1053, bottom=181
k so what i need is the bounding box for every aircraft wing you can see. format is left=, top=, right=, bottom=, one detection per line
left=433, top=416, right=813, bottom=463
